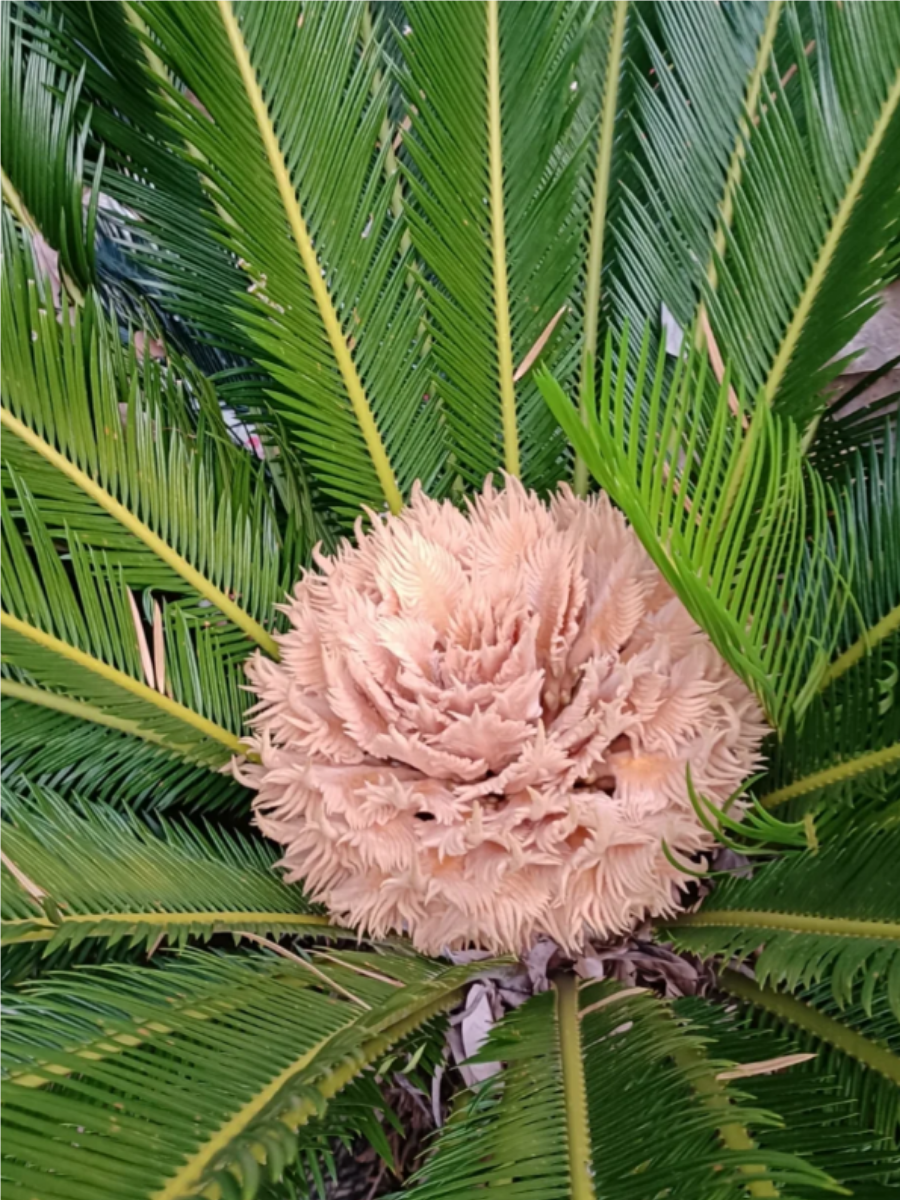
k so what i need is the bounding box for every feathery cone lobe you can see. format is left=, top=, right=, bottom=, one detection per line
left=235, top=478, right=766, bottom=953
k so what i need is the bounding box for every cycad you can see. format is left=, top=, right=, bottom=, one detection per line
left=2, top=2, right=899, bottom=1198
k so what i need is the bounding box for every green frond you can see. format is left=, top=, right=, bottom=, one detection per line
left=622, top=1, right=900, bottom=424
left=762, top=440, right=898, bottom=812
left=578, top=0, right=657, bottom=492
left=0, top=691, right=247, bottom=814
left=406, top=978, right=832, bottom=1199
left=0, top=232, right=307, bottom=753
left=87, top=0, right=446, bottom=520
left=809, top=373, right=898, bottom=483
left=678, top=997, right=900, bottom=1191
left=822, top=436, right=900, bottom=688
left=398, top=0, right=594, bottom=490
left=0, top=786, right=327, bottom=953
left=2, top=456, right=251, bottom=762
left=0, top=4, right=97, bottom=296
left=610, top=2, right=773, bottom=342
left=721, top=972, right=900, bottom=1140
left=664, top=827, right=900, bottom=1016
left=1, top=231, right=289, bottom=648
left=0, top=949, right=489, bottom=1199
left=538, top=330, right=847, bottom=726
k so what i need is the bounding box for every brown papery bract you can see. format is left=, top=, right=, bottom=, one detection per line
left=235, top=477, right=767, bottom=954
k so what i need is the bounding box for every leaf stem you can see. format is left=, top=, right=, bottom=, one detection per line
left=575, top=0, right=629, bottom=496
left=149, top=974, right=469, bottom=1200
left=485, top=0, right=519, bottom=478
left=215, top=0, right=403, bottom=514
left=673, top=1040, right=779, bottom=1198
left=1, top=166, right=36, bottom=234
left=555, top=972, right=597, bottom=1200
left=705, top=1, right=783, bottom=295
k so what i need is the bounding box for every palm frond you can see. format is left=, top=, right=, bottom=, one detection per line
left=760, top=641, right=900, bottom=822
left=1, top=540, right=244, bottom=763
left=570, top=0, right=639, bottom=496
left=721, top=971, right=900, bottom=1140
left=758, top=438, right=900, bottom=822
left=0, top=3, right=99, bottom=297
left=809, top=368, right=898, bottom=483
left=0, top=691, right=247, bottom=814
left=1, top=949, right=489, bottom=1200
left=664, top=826, right=900, bottom=1017
left=623, top=0, right=900, bottom=425
left=538, top=330, right=846, bottom=725
left=2, top=227, right=289, bottom=649
left=679, top=997, right=900, bottom=1192
left=1, top=227, right=308, bottom=755
left=406, top=977, right=831, bottom=1199
left=823, top=434, right=900, bottom=689
left=398, top=0, right=594, bottom=490
left=83, top=0, right=447, bottom=520
left=0, top=786, right=328, bottom=952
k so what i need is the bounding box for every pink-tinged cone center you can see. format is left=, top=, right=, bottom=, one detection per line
left=235, top=477, right=767, bottom=954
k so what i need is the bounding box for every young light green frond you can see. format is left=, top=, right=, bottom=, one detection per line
left=664, top=827, right=900, bottom=1016
left=399, top=1, right=592, bottom=491
left=114, top=0, right=445, bottom=520
left=721, top=972, right=900, bottom=1140
left=1, top=951, right=486, bottom=1200
left=0, top=690, right=247, bottom=814
left=0, top=4, right=97, bottom=296
left=538, top=331, right=847, bottom=726
left=0, top=786, right=325, bottom=953
left=407, top=978, right=831, bottom=1199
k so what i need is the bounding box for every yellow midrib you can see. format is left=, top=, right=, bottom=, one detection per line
left=8, top=985, right=270, bottom=1090
left=706, top=0, right=783, bottom=291
left=821, top=602, right=900, bottom=688
left=761, top=739, right=900, bottom=808
left=574, top=0, right=629, bottom=497
left=0, top=405, right=278, bottom=657
left=674, top=909, right=900, bottom=940
left=1, top=911, right=331, bottom=947
left=0, top=611, right=245, bottom=756
left=691, top=0, right=782, bottom=413
left=214, top=0, right=402, bottom=514
left=41, top=911, right=331, bottom=926
left=0, top=677, right=174, bottom=748
left=486, top=0, right=520, bottom=477
left=763, top=63, right=900, bottom=405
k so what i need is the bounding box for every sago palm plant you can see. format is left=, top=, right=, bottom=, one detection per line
left=1, top=2, right=899, bottom=1197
